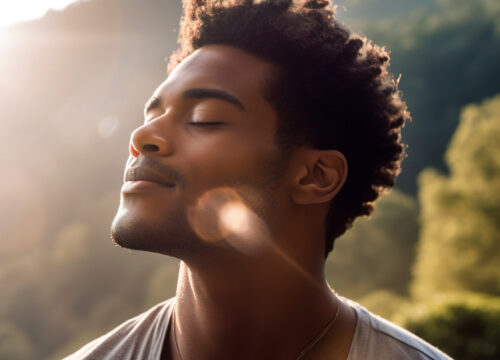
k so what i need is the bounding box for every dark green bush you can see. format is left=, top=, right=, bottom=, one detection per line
left=395, top=293, right=500, bottom=360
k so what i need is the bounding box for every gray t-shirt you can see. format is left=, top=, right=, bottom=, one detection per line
left=63, top=297, right=452, bottom=359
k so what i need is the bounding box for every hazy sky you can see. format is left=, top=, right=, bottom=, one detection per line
left=0, top=0, right=80, bottom=27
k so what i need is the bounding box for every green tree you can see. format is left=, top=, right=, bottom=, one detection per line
left=326, top=189, right=419, bottom=299
left=412, top=94, right=500, bottom=298
left=394, top=292, right=500, bottom=360
left=360, top=0, right=500, bottom=192
left=357, top=290, right=409, bottom=320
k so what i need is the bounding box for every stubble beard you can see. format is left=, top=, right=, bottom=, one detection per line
left=110, top=201, right=205, bottom=258
left=110, top=153, right=288, bottom=260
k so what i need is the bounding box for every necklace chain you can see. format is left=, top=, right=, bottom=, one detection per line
left=172, top=297, right=340, bottom=360
left=295, top=297, right=340, bottom=360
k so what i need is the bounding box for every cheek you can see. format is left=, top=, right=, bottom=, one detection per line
left=184, top=135, right=274, bottom=187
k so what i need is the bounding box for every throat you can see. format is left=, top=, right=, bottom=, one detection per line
left=170, top=258, right=339, bottom=360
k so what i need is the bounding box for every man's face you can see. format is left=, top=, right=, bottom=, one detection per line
left=111, top=45, right=288, bottom=258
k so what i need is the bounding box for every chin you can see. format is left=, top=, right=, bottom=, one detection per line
left=110, top=206, right=208, bottom=258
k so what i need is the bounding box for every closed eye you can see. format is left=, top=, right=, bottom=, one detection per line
left=187, top=122, right=227, bottom=126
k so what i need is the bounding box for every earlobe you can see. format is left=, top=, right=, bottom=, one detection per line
left=291, top=150, right=347, bottom=205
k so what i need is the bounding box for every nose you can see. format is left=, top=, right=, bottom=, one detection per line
left=129, top=122, right=173, bottom=158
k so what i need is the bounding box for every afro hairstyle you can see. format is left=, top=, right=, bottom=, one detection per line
left=167, top=0, right=410, bottom=257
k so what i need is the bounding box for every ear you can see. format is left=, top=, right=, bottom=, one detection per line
left=290, top=149, right=348, bottom=205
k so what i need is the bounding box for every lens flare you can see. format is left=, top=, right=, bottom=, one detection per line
left=188, top=187, right=326, bottom=290
left=187, top=187, right=242, bottom=243
left=219, top=201, right=250, bottom=234
left=187, top=187, right=267, bottom=255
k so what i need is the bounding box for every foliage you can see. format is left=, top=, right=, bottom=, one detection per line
left=412, top=94, right=500, bottom=298
left=360, top=0, right=500, bottom=192
left=357, top=290, right=409, bottom=320
left=394, top=292, right=500, bottom=360
left=335, top=0, right=436, bottom=22
left=326, top=189, right=418, bottom=298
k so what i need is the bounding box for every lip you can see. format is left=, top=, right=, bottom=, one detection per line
left=122, top=166, right=176, bottom=193
left=121, top=180, right=172, bottom=193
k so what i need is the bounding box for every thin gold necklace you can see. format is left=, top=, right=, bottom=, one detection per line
left=172, top=298, right=341, bottom=360
left=295, top=297, right=341, bottom=360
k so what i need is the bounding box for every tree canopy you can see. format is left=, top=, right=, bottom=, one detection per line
left=412, top=94, right=500, bottom=298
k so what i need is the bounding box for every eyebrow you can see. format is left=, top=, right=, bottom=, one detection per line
left=181, top=88, right=246, bottom=112
left=144, top=87, right=246, bottom=115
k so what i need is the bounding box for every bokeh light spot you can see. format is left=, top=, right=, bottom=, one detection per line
left=219, top=201, right=250, bottom=235
left=187, top=187, right=271, bottom=256
left=98, top=115, right=119, bottom=138
left=187, top=187, right=242, bottom=243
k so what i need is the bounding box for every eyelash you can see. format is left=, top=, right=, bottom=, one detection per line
left=187, top=122, right=226, bottom=126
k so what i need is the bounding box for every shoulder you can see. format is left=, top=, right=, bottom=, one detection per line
left=344, top=298, right=453, bottom=360
left=63, top=297, right=176, bottom=360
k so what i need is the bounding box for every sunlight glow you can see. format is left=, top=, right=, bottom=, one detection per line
left=0, top=0, right=80, bottom=28
left=188, top=187, right=243, bottom=243
left=188, top=187, right=326, bottom=290
left=219, top=202, right=250, bottom=234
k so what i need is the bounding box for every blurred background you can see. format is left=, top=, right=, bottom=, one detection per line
left=0, top=0, right=499, bottom=359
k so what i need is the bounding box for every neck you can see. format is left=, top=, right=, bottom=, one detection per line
left=171, top=233, right=338, bottom=360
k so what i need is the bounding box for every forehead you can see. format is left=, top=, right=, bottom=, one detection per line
left=154, top=45, right=277, bottom=113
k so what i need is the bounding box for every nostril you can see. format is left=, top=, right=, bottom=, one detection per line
left=143, top=144, right=160, bottom=152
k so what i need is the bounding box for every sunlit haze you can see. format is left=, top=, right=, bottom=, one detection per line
left=1, top=1, right=497, bottom=358
left=0, top=0, right=80, bottom=27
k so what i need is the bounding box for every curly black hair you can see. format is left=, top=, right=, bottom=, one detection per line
left=168, top=0, right=410, bottom=257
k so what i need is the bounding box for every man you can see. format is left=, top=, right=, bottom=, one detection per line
left=65, top=0, right=451, bottom=359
